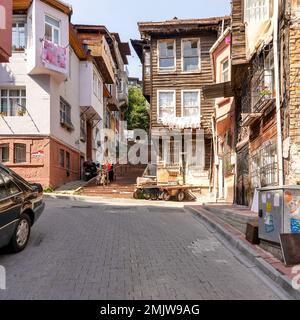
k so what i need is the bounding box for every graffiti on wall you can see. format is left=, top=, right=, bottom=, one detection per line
left=284, top=191, right=300, bottom=234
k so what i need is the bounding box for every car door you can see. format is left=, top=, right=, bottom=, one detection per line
left=0, top=170, right=23, bottom=247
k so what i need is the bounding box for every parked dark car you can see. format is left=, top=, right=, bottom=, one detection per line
left=0, top=163, right=45, bottom=253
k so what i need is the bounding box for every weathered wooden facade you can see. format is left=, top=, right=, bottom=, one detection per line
left=231, top=0, right=278, bottom=206
left=132, top=17, right=229, bottom=191
left=229, top=0, right=300, bottom=206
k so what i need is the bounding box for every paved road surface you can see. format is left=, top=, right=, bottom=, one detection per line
left=0, top=198, right=283, bottom=300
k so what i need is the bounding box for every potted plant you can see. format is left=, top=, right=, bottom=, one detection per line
left=17, top=108, right=26, bottom=116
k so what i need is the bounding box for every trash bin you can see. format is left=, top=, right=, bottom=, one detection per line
left=258, top=186, right=300, bottom=244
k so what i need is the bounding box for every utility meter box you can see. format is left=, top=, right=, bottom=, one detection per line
left=258, top=186, right=300, bottom=244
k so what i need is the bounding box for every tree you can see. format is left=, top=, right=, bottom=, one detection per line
left=124, top=86, right=150, bottom=132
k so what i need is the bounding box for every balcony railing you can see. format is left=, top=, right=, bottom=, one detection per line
left=89, top=35, right=115, bottom=84
left=241, top=69, right=275, bottom=126
left=251, top=69, right=274, bottom=113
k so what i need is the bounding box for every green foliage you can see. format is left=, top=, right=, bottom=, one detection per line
left=124, top=86, right=150, bottom=132
left=44, top=186, right=54, bottom=193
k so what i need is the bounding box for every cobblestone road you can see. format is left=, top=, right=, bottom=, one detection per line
left=0, top=198, right=281, bottom=300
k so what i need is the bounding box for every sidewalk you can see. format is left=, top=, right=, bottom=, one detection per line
left=186, top=204, right=300, bottom=299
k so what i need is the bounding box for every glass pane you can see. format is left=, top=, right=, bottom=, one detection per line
left=19, top=28, right=26, bottom=49
left=183, top=92, right=198, bottom=107
left=45, top=15, right=60, bottom=28
left=9, top=90, right=20, bottom=97
left=183, top=40, right=198, bottom=57
left=9, top=98, right=20, bottom=116
left=12, top=28, right=18, bottom=49
left=54, top=29, right=59, bottom=44
left=159, top=41, right=174, bottom=58
left=159, top=92, right=174, bottom=108
left=14, top=144, right=26, bottom=163
left=183, top=107, right=199, bottom=117
left=1, top=90, right=7, bottom=97
left=0, top=98, right=8, bottom=115
left=160, top=108, right=174, bottom=119
left=160, top=58, right=175, bottom=69
left=0, top=174, right=7, bottom=199
left=222, top=60, right=229, bottom=70
left=2, top=173, right=20, bottom=195
left=184, top=57, right=199, bottom=72
left=0, top=144, right=9, bottom=162
left=45, top=23, right=52, bottom=42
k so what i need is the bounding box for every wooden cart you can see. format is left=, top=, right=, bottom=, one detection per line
left=133, top=183, right=198, bottom=202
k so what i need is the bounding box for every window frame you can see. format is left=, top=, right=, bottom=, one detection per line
left=13, top=143, right=27, bottom=164
left=157, top=90, right=176, bottom=121
left=157, top=39, right=176, bottom=72
left=0, top=88, right=26, bottom=117
left=0, top=143, right=9, bottom=163
left=181, top=38, right=201, bottom=73
left=181, top=89, right=201, bottom=118
left=59, top=149, right=65, bottom=168
left=12, top=15, right=27, bottom=52
left=221, top=58, right=230, bottom=83
left=60, top=97, right=73, bottom=130
left=244, top=0, right=270, bottom=24
left=44, top=14, right=60, bottom=45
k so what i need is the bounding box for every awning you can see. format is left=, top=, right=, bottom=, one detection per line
left=202, top=81, right=233, bottom=100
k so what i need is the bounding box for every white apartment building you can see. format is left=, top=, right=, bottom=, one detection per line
left=0, top=0, right=106, bottom=188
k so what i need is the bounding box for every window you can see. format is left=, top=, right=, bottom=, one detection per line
left=2, top=171, right=20, bottom=195
left=93, top=71, right=103, bottom=101
left=118, top=79, right=123, bottom=94
left=250, top=142, right=277, bottom=189
left=66, top=152, right=70, bottom=176
left=80, top=117, right=86, bottom=141
left=182, top=39, right=200, bottom=72
left=0, top=144, right=9, bottom=163
left=12, top=19, right=26, bottom=51
left=45, top=15, right=60, bottom=44
left=245, top=0, right=269, bottom=23
left=14, top=144, right=26, bottom=163
left=144, top=51, right=151, bottom=76
left=182, top=90, right=200, bottom=117
left=158, top=91, right=176, bottom=119
left=0, top=173, right=7, bottom=199
left=59, top=149, right=65, bottom=168
left=221, top=59, right=230, bottom=82
left=158, top=40, right=176, bottom=71
left=60, top=97, right=73, bottom=130
left=0, top=89, right=26, bottom=116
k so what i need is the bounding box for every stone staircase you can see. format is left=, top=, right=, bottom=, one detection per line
left=79, top=164, right=146, bottom=198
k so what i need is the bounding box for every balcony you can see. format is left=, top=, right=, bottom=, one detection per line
left=89, top=35, right=115, bottom=84
left=241, top=69, right=275, bottom=127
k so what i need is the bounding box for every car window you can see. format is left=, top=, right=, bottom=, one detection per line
left=0, top=170, right=20, bottom=196
left=0, top=173, right=7, bottom=199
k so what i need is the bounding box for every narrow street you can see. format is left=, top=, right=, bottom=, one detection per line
left=0, top=198, right=283, bottom=300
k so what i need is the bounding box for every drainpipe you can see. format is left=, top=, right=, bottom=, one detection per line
left=274, top=0, right=284, bottom=186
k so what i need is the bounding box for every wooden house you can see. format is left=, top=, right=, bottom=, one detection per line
left=132, top=17, right=229, bottom=192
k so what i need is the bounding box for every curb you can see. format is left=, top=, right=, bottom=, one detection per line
left=186, top=206, right=300, bottom=300
left=44, top=193, right=125, bottom=203
left=43, top=193, right=192, bottom=207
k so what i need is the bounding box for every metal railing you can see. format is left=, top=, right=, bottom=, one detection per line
left=251, top=69, right=274, bottom=113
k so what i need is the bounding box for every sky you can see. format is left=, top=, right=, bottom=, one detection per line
left=66, top=0, right=231, bottom=79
